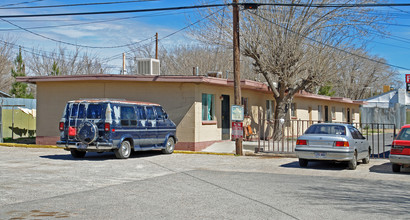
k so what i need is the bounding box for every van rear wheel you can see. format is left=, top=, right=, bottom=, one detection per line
left=70, top=150, right=86, bottom=158
left=115, top=140, right=131, bottom=159
left=162, top=137, right=175, bottom=154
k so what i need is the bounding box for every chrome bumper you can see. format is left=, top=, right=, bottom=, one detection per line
left=57, top=141, right=115, bottom=152
left=295, top=148, right=354, bottom=161
left=389, top=154, right=410, bottom=165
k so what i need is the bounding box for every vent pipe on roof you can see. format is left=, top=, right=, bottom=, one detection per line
left=193, top=67, right=199, bottom=76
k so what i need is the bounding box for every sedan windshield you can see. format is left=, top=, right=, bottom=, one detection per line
left=305, top=125, right=346, bottom=135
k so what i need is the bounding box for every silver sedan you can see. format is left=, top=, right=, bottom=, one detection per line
left=295, top=123, right=371, bottom=170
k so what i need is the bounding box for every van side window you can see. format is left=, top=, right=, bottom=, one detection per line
left=146, top=106, right=156, bottom=120
left=121, top=106, right=137, bottom=126
left=136, top=106, right=146, bottom=120
left=155, top=106, right=166, bottom=119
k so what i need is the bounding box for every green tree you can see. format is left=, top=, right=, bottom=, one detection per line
left=10, top=47, right=33, bottom=98
left=50, top=61, right=60, bottom=76
left=318, top=84, right=335, bottom=97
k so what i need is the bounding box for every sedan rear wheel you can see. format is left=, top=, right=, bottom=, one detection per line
left=362, top=148, right=370, bottom=164
left=348, top=151, right=357, bottom=170
left=299, top=159, right=308, bottom=168
left=392, top=163, right=401, bottom=173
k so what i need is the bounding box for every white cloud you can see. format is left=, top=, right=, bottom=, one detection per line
left=51, top=28, right=96, bottom=39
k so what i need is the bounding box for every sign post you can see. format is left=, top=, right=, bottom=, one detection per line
left=231, top=105, right=244, bottom=145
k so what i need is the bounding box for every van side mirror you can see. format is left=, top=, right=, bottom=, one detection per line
left=164, top=114, right=168, bottom=119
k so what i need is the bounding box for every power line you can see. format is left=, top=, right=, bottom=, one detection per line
left=0, top=18, right=153, bottom=49
left=0, top=4, right=229, bottom=18
left=103, top=7, right=225, bottom=63
left=2, top=2, right=410, bottom=18
left=0, top=0, right=156, bottom=9
left=247, top=11, right=410, bottom=71
left=0, top=11, right=188, bottom=31
left=0, top=0, right=44, bottom=7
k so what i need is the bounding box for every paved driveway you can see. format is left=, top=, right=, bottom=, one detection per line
left=0, top=147, right=409, bottom=219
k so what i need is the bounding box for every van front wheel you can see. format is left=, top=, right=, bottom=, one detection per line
left=162, top=137, right=175, bottom=154
left=115, top=140, right=131, bottom=159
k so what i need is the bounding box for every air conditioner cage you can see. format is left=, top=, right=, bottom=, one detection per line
left=136, top=58, right=160, bottom=75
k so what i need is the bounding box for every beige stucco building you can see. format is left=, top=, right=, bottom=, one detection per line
left=18, top=75, right=364, bottom=151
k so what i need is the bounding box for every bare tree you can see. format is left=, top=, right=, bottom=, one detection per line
left=27, top=46, right=107, bottom=76
left=330, top=47, right=400, bottom=100
left=192, top=0, right=389, bottom=139
left=0, top=37, right=15, bottom=93
left=127, top=43, right=255, bottom=79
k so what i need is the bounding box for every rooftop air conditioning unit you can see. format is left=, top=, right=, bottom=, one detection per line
left=207, top=71, right=222, bottom=78
left=136, top=58, right=160, bottom=75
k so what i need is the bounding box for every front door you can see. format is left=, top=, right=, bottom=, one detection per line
left=347, top=108, right=351, bottom=123
left=324, top=106, right=329, bottom=122
left=221, top=95, right=230, bottom=140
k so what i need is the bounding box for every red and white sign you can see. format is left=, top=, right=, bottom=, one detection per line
left=406, top=74, right=410, bottom=83
left=231, top=122, right=243, bottom=139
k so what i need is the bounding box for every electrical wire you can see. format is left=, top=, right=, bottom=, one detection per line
left=0, top=11, right=189, bottom=31
left=0, top=0, right=157, bottom=9
left=2, top=2, right=410, bottom=19
left=246, top=10, right=410, bottom=71
left=0, top=0, right=44, bottom=7
left=103, top=7, right=225, bottom=63
left=0, top=18, right=153, bottom=49
left=0, top=4, right=229, bottom=18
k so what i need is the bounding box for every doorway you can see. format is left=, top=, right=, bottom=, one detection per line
left=347, top=108, right=351, bottom=123
left=324, top=106, right=329, bottom=122
left=221, top=95, right=230, bottom=140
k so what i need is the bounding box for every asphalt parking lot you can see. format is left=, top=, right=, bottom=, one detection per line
left=0, top=146, right=409, bottom=219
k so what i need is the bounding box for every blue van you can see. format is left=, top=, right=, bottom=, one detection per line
left=56, top=99, right=177, bottom=159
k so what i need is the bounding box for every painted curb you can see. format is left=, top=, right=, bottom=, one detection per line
left=174, top=150, right=235, bottom=156
left=0, top=144, right=235, bottom=155
left=0, top=144, right=295, bottom=157
left=0, top=143, right=59, bottom=149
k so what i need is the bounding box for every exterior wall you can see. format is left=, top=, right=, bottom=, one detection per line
left=195, top=84, right=272, bottom=144
left=32, top=77, right=363, bottom=151
left=35, top=81, right=197, bottom=149
left=294, top=97, right=360, bottom=124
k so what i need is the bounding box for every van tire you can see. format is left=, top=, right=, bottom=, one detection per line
left=70, top=150, right=86, bottom=158
left=162, top=137, right=175, bottom=154
left=115, top=140, right=131, bottom=159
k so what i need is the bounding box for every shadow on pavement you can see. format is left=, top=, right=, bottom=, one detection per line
left=369, top=162, right=410, bottom=175
left=280, top=160, right=350, bottom=171
left=40, top=150, right=163, bottom=161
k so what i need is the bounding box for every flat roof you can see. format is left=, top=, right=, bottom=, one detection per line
left=17, top=74, right=365, bottom=105
left=68, top=99, right=160, bottom=106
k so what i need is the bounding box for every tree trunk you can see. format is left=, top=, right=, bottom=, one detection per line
left=272, top=98, right=288, bottom=141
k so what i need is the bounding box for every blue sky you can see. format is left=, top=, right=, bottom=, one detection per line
left=0, top=0, right=409, bottom=87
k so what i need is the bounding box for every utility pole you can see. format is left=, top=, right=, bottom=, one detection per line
left=233, top=0, right=242, bottom=155
left=155, top=32, right=158, bottom=60
left=122, top=53, right=126, bottom=74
